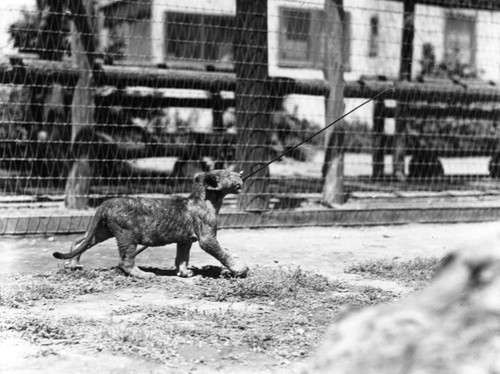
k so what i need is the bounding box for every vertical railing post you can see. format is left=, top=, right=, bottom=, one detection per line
left=393, top=0, right=415, bottom=181
left=64, top=0, right=97, bottom=209
left=372, top=99, right=385, bottom=179
left=211, top=89, right=225, bottom=133
left=322, top=0, right=346, bottom=206
left=394, top=101, right=409, bottom=180
left=234, top=0, right=271, bottom=211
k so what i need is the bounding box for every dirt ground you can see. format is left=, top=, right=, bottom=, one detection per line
left=1, top=221, right=500, bottom=373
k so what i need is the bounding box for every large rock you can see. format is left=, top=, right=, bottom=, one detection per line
left=307, top=236, right=500, bottom=374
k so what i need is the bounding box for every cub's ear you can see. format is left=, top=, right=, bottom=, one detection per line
left=204, top=173, right=219, bottom=189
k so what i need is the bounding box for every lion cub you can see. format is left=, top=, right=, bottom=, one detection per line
left=53, top=170, right=248, bottom=279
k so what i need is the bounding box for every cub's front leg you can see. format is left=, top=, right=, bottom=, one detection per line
left=175, top=242, right=194, bottom=277
left=198, top=236, right=249, bottom=278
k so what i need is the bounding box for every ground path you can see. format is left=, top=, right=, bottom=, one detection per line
left=1, top=222, right=499, bottom=374
left=2, top=222, right=498, bottom=277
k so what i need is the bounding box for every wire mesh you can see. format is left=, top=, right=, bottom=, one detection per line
left=0, top=0, right=500, bottom=231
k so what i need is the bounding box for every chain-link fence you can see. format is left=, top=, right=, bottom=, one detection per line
left=1, top=0, right=500, bottom=232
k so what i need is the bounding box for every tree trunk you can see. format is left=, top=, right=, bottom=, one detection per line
left=234, top=0, right=271, bottom=212
left=393, top=0, right=415, bottom=181
left=322, top=125, right=345, bottom=205
left=64, top=0, right=97, bottom=209
left=322, top=0, right=346, bottom=206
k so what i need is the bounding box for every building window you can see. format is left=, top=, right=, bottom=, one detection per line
left=420, top=42, right=436, bottom=76
left=279, top=7, right=324, bottom=68
left=103, top=20, right=152, bottom=63
left=368, top=15, right=379, bottom=58
left=101, top=1, right=151, bottom=63
left=165, top=12, right=235, bottom=64
left=444, top=13, right=476, bottom=76
left=278, top=7, right=351, bottom=71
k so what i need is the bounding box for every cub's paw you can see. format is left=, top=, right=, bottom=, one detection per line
left=177, top=269, right=194, bottom=278
left=121, top=265, right=156, bottom=279
left=64, top=261, right=83, bottom=270
left=230, top=264, right=249, bottom=278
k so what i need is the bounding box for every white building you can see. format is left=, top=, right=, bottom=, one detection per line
left=99, top=0, right=500, bottom=126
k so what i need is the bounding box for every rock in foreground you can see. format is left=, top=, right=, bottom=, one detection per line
left=308, top=237, right=500, bottom=374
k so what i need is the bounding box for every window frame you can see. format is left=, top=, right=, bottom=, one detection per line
left=164, top=11, right=235, bottom=66
left=443, top=13, right=476, bottom=69
left=368, top=15, right=379, bottom=58
left=278, top=6, right=351, bottom=71
left=278, top=7, right=325, bottom=69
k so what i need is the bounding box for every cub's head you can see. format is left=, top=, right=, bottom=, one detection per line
left=194, top=169, right=243, bottom=196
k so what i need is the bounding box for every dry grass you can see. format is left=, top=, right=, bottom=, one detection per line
left=345, top=256, right=442, bottom=288
left=0, top=259, right=439, bottom=368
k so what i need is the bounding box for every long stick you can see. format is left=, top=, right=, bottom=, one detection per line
left=129, top=88, right=393, bottom=256
left=242, top=87, right=394, bottom=181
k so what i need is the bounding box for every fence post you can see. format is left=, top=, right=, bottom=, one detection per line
left=211, top=89, right=225, bottom=133
left=64, top=0, right=97, bottom=209
left=394, top=101, right=409, bottom=180
left=234, top=0, right=271, bottom=212
left=393, top=0, right=415, bottom=181
left=372, top=99, right=385, bottom=179
left=322, top=0, right=346, bottom=206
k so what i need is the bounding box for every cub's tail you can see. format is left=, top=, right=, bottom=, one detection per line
left=53, top=234, right=89, bottom=259
left=53, top=251, right=66, bottom=259
left=52, top=207, right=104, bottom=260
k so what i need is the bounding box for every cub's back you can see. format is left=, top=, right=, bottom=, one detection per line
left=100, top=196, right=191, bottom=229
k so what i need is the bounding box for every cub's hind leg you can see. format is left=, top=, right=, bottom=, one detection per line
left=67, top=226, right=113, bottom=269
left=175, top=242, right=193, bottom=277
left=116, top=236, right=155, bottom=279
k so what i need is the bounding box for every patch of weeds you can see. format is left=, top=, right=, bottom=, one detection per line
left=2, top=314, right=78, bottom=342
left=0, top=281, right=59, bottom=307
left=0, top=267, right=189, bottom=308
left=329, top=286, right=399, bottom=308
left=101, top=303, right=321, bottom=363
left=0, top=269, right=123, bottom=307
left=180, top=266, right=400, bottom=360
left=28, top=347, right=59, bottom=358
left=100, top=322, right=179, bottom=362
left=196, top=265, right=342, bottom=304
left=345, top=257, right=442, bottom=287
left=102, top=305, right=226, bottom=363
left=237, top=311, right=319, bottom=358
